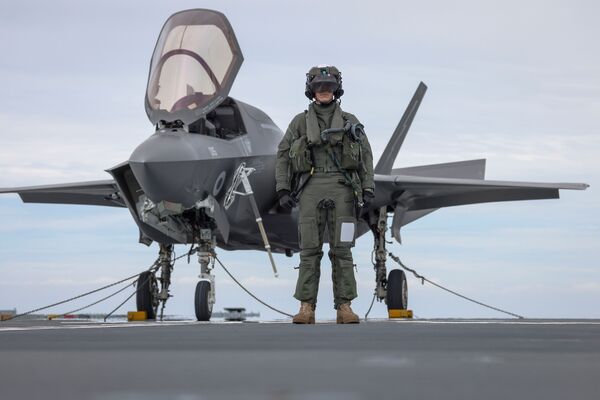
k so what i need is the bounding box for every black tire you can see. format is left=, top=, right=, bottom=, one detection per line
left=136, top=271, right=157, bottom=319
left=387, top=269, right=408, bottom=310
left=195, top=281, right=212, bottom=321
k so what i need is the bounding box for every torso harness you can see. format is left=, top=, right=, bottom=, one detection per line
left=289, top=117, right=366, bottom=206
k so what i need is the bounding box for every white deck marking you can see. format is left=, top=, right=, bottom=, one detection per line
left=0, top=320, right=208, bottom=332
left=387, top=319, right=600, bottom=325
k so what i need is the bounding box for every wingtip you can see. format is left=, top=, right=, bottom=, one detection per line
left=573, top=183, right=591, bottom=190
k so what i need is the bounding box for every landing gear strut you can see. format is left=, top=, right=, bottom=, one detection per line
left=372, top=207, right=389, bottom=302
left=136, top=243, right=173, bottom=320
left=371, top=207, right=408, bottom=313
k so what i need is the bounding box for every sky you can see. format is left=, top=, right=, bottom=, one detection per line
left=0, top=0, right=598, bottom=320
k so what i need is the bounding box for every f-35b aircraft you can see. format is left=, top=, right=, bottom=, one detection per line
left=0, top=9, right=588, bottom=321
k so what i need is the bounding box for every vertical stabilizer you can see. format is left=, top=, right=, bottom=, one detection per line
left=374, top=82, right=427, bottom=174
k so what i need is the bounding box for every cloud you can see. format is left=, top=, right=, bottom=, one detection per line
left=571, top=282, right=600, bottom=293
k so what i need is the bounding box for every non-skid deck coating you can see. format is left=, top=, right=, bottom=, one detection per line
left=1, top=319, right=599, bottom=400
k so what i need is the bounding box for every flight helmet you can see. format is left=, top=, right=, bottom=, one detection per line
left=305, top=65, right=344, bottom=100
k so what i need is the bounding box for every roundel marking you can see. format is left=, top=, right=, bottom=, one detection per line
left=213, top=171, right=227, bottom=197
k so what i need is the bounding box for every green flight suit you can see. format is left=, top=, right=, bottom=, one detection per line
left=275, top=101, right=374, bottom=308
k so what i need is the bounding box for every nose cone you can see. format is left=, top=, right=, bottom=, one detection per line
left=129, top=130, right=211, bottom=207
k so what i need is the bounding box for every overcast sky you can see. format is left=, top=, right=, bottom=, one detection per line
left=0, top=0, right=598, bottom=320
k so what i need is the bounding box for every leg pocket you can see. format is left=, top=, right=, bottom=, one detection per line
left=299, top=217, right=320, bottom=249
left=334, top=216, right=356, bottom=248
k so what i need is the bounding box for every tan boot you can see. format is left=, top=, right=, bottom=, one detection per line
left=336, top=302, right=360, bottom=324
left=293, top=302, right=315, bottom=324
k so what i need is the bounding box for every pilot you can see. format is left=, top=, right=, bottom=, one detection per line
left=275, top=65, right=374, bottom=324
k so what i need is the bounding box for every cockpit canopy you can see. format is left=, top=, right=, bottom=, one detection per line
left=145, top=9, right=244, bottom=125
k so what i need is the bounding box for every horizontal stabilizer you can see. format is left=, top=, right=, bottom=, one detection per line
left=374, top=174, right=588, bottom=212
left=0, top=180, right=125, bottom=208
left=374, top=82, right=427, bottom=174
left=369, top=173, right=588, bottom=241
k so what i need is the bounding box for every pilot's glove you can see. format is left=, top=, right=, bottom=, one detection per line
left=362, top=189, right=375, bottom=208
left=277, top=190, right=297, bottom=209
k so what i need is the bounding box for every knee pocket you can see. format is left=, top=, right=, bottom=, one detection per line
left=299, top=250, right=323, bottom=271
left=329, top=247, right=352, bottom=258
left=330, top=247, right=354, bottom=268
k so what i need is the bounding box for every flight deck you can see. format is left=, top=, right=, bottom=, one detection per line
left=1, top=318, right=599, bottom=399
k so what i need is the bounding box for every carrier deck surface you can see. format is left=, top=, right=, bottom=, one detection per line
left=1, top=318, right=599, bottom=399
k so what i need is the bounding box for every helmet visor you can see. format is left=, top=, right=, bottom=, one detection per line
left=310, top=81, right=338, bottom=94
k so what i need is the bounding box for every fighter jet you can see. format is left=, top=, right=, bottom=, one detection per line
left=0, top=9, right=588, bottom=321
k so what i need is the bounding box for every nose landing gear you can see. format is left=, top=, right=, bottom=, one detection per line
left=134, top=232, right=217, bottom=322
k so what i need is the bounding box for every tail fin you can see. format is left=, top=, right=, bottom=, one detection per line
left=374, top=82, right=427, bottom=174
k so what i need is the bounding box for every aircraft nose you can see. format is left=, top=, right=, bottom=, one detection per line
left=129, top=131, right=214, bottom=207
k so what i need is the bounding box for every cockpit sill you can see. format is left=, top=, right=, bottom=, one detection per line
left=154, top=97, right=247, bottom=141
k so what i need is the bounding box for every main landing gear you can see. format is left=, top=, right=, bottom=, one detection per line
left=371, top=207, right=408, bottom=314
left=136, top=244, right=173, bottom=320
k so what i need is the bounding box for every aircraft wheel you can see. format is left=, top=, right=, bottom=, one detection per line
left=387, top=269, right=408, bottom=310
left=136, top=271, right=158, bottom=319
left=195, top=281, right=213, bottom=321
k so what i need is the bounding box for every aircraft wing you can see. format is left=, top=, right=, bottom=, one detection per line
left=372, top=173, right=589, bottom=242
left=0, top=180, right=125, bottom=208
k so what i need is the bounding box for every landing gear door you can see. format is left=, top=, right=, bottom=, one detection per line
left=145, top=9, right=244, bottom=125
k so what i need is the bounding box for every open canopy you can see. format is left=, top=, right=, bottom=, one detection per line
left=145, top=9, right=244, bottom=125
